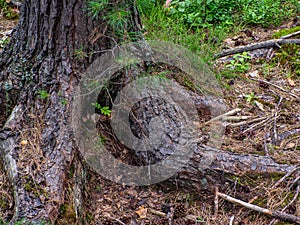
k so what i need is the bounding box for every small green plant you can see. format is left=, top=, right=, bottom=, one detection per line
left=272, top=44, right=300, bottom=76
left=244, top=92, right=256, bottom=103
left=98, top=135, right=107, bottom=144
left=142, top=0, right=299, bottom=29
left=167, top=0, right=238, bottom=28
left=87, top=0, right=109, bottom=18
left=74, top=47, right=88, bottom=60
left=38, top=90, right=49, bottom=99
left=226, top=52, right=251, bottom=73
left=104, top=8, right=130, bottom=36
left=156, top=71, right=171, bottom=80
left=0, top=36, right=9, bottom=48
left=0, top=0, right=18, bottom=19
left=92, top=103, right=111, bottom=116
left=239, top=0, right=299, bottom=27
left=87, top=0, right=132, bottom=39
left=60, top=98, right=67, bottom=106
left=272, top=26, right=300, bottom=39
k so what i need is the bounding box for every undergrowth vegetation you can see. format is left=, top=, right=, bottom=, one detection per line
left=137, top=0, right=300, bottom=62
left=0, top=0, right=18, bottom=19
left=139, top=0, right=299, bottom=28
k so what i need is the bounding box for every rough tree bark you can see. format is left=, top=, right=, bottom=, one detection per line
left=0, top=0, right=298, bottom=224
left=0, top=0, right=143, bottom=223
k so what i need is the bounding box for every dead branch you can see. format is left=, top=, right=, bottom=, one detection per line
left=229, top=215, right=235, bottom=225
left=273, top=95, right=283, bottom=143
left=250, top=77, right=300, bottom=100
left=149, top=208, right=167, bottom=217
left=205, top=108, right=241, bottom=124
left=214, top=187, right=219, bottom=216
left=216, top=39, right=300, bottom=58
left=272, top=166, right=299, bottom=188
left=216, top=191, right=300, bottom=224
left=269, top=185, right=300, bottom=225
left=242, top=116, right=273, bottom=134
left=228, top=117, right=266, bottom=128
left=281, top=31, right=300, bottom=39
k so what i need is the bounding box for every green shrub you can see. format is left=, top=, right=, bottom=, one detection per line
left=238, top=0, right=299, bottom=27
left=168, top=0, right=238, bottom=28
left=138, top=0, right=299, bottom=28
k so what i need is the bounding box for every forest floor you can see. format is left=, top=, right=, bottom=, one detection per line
left=0, top=7, right=299, bottom=225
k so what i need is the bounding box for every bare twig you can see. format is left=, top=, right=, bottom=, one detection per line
left=273, top=95, right=283, bottom=143
left=107, top=216, right=126, bottom=225
left=272, top=166, right=299, bottom=188
left=266, top=47, right=274, bottom=60
left=217, top=191, right=300, bottom=224
left=250, top=77, right=300, bottom=100
left=269, top=185, right=300, bottom=225
left=168, top=207, right=174, bottom=225
left=291, top=176, right=300, bottom=187
left=229, top=215, right=235, bottom=225
left=149, top=208, right=167, bottom=217
left=242, top=116, right=272, bottom=134
left=282, top=185, right=299, bottom=212
left=223, top=115, right=255, bottom=122
left=281, top=31, right=300, bottom=39
left=216, top=39, right=300, bottom=58
left=205, top=108, right=241, bottom=124
left=214, top=187, right=219, bottom=216
left=228, top=116, right=266, bottom=128
left=264, top=132, right=270, bottom=156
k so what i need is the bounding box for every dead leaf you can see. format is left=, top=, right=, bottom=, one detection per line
left=286, top=142, right=296, bottom=149
left=20, top=140, right=28, bottom=146
left=135, top=206, right=147, bottom=219
left=223, top=38, right=235, bottom=47
left=287, top=77, right=295, bottom=87
left=247, top=70, right=259, bottom=78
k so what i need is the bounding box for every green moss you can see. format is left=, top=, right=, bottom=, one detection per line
left=272, top=26, right=300, bottom=39
left=58, top=203, right=76, bottom=223
left=23, top=178, right=48, bottom=199
left=59, top=204, right=68, bottom=215
left=272, top=44, right=300, bottom=76
left=0, top=197, right=8, bottom=210
left=23, top=181, right=33, bottom=192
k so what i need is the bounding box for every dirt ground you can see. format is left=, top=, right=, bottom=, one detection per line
left=0, top=10, right=299, bottom=225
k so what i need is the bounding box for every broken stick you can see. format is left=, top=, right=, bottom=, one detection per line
left=216, top=191, right=300, bottom=224
left=215, top=39, right=300, bottom=58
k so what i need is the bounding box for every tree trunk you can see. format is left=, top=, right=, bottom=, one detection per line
left=0, top=0, right=297, bottom=224
left=0, top=0, right=142, bottom=223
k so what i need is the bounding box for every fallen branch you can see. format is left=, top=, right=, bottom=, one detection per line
left=214, top=187, right=219, bottom=216
left=216, top=191, right=300, bottom=224
left=149, top=208, right=167, bottom=217
left=205, top=108, right=241, bottom=125
left=216, top=39, right=300, bottom=58
left=228, top=116, right=266, bottom=128
left=229, top=215, right=235, bottom=225
left=272, top=166, right=299, bottom=188
left=281, top=31, right=300, bottom=39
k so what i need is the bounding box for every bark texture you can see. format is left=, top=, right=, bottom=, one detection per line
left=0, top=0, right=142, bottom=223
left=0, top=0, right=298, bottom=224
